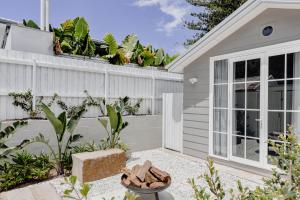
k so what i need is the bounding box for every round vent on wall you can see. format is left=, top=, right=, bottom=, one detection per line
left=262, top=26, right=273, bottom=36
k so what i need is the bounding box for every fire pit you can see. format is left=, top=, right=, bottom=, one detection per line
left=121, top=160, right=171, bottom=200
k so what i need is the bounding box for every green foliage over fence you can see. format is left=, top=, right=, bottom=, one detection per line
left=23, top=17, right=178, bottom=68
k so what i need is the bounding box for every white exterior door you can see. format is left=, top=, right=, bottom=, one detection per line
left=162, top=93, right=183, bottom=152
left=210, top=39, right=300, bottom=169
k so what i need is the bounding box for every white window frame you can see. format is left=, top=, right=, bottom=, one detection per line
left=209, top=38, right=300, bottom=169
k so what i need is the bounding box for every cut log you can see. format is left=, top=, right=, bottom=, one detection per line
left=136, top=160, right=152, bottom=181
left=129, top=174, right=143, bottom=187
left=132, top=165, right=142, bottom=175
left=145, top=171, right=159, bottom=183
left=141, top=182, right=149, bottom=189
left=149, top=167, right=170, bottom=182
left=149, top=182, right=166, bottom=189
left=122, top=177, right=131, bottom=186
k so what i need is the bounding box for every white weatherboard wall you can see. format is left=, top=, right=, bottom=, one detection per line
left=0, top=49, right=183, bottom=121
left=163, top=93, right=183, bottom=152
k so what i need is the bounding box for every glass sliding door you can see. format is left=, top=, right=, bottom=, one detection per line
left=232, top=58, right=261, bottom=162
left=212, top=59, right=228, bottom=157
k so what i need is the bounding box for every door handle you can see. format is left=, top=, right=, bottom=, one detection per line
left=255, top=119, right=262, bottom=128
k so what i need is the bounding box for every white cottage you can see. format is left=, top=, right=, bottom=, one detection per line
left=168, top=0, right=300, bottom=173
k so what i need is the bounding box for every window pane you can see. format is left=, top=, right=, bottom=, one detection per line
left=286, top=80, right=300, bottom=110
left=234, top=61, right=245, bottom=82
left=233, top=84, right=245, bottom=108
left=214, top=60, right=228, bottom=84
left=246, top=138, right=260, bottom=161
left=232, top=136, right=245, bottom=158
left=233, top=110, right=245, bottom=136
left=287, top=53, right=300, bottom=79
left=268, top=81, right=284, bottom=110
left=268, top=112, right=284, bottom=140
left=213, top=109, right=227, bottom=133
left=214, top=85, right=228, bottom=107
left=269, top=55, right=285, bottom=79
left=247, top=59, right=260, bottom=81
left=247, top=82, right=260, bottom=109
left=246, top=111, right=260, bottom=137
left=213, top=133, right=227, bottom=157
left=286, top=112, right=300, bottom=136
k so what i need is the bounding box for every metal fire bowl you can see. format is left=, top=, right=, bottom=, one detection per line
left=121, top=174, right=171, bottom=194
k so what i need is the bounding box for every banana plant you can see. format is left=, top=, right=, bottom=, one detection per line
left=28, top=103, right=85, bottom=175
left=121, top=34, right=138, bottom=60
left=99, top=105, right=128, bottom=149
left=54, top=17, right=95, bottom=57
left=0, top=121, right=28, bottom=160
left=101, top=33, right=128, bottom=65
left=23, top=19, right=40, bottom=29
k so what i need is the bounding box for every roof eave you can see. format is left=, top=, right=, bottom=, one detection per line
left=167, top=0, right=300, bottom=73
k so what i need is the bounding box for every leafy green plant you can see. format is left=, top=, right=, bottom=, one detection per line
left=23, top=19, right=40, bottom=29
left=0, top=151, right=53, bottom=191
left=99, top=105, right=128, bottom=149
left=62, top=176, right=90, bottom=200
left=114, top=96, right=143, bottom=115
left=189, top=127, right=300, bottom=200
left=54, top=17, right=95, bottom=57
left=124, top=191, right=139, bottom=200
left=0, top=121, right=28, bottom=160
left=8, top=90, right=39, bottom=118
left=28, top=103, right=85, bottom=175
left=101, top=33, right=128, bottom=65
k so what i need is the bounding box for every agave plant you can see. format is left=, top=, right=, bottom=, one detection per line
left=99, top=105, right=128, bottom=149
left=54, top=17, right=95, bottom=57
left=28, top=103, right=85, bottom=175
left=0, top=121, right=28, bottom=160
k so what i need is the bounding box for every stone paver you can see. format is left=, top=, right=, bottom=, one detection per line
left=0, top=182, right=61, bottom=200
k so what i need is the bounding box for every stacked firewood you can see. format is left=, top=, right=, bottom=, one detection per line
left=121, top=160, right=171, bottom=189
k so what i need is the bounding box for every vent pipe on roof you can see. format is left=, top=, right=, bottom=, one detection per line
left=40, top=0, right=50, bottom=31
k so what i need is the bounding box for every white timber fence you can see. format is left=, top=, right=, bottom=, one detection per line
left=0, top=49, right=183, bottom=121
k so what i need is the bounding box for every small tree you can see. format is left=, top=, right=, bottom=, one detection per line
left=189, top=127, right=300, bottom=199
left=184, top=0, right=247, bottom=46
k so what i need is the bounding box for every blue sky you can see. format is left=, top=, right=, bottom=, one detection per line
left=1, top=0, right=199, bottom=55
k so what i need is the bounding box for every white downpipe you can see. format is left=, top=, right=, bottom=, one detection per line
left=40, top=0, right=45, bottom=30
left=45, top=0, right=50, bottom=31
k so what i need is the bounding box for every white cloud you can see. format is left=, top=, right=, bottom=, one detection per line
left=133, top=0, right=190, bottom=35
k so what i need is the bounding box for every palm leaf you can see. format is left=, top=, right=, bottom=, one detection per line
left=122, top=34, right=138, bottom=59
left=74, top=17, right=89, bottom=41
left=103, top=33, right=118, bottom=56
left=41, top=103, right=64, bottom=135
left=106, top=105, right=118, bottom=132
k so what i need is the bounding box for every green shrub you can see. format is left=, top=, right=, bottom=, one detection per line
left=99, top=105, right=128, bottom=149
left=28, top=103, right=85, bottom=175
left=0, top=120, right=28, bottom=160
left=0, top=151, right=54, bottom=191
left=188, top=128, right=300, bottom=200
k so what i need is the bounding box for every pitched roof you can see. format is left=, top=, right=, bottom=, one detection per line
left=167, top=0, right=300, bottom=73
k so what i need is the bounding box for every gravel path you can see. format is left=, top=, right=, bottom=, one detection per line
left=51, top=148, right=264, bottom=200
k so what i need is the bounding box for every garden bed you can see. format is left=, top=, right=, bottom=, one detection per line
left=4, top=115, right=162, bottom=154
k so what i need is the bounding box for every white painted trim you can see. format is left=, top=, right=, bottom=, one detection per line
left=168, top=0, right=300, bottom=73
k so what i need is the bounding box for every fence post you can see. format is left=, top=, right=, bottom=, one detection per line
left=151, top=70, right=155, bottom=115
left=104, top=65, right=109, bottom=115
left=32, top=59, right=37, bottom=112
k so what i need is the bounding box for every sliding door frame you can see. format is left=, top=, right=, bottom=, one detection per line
left=209, top=38, right=300, bottom=169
